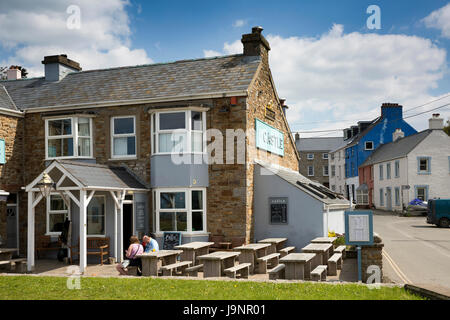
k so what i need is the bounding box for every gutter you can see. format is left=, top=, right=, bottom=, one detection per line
left=0, top=107, right=24, bottom=118
left=24, top=90, right=249, bottom=113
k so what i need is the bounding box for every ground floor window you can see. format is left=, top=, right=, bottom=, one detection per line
left=379, top=188, right=384, bottom=207
left=415, top=185, right=428, bottom=201
left=356, top=190, right=369, bottom=205
left=395, top=187, right=400, bottom=206
left=87, top=196, right=106, bottom=236
left=155, top=188, right=206, bottom=233
left=47, top=194, right=69, bottom=235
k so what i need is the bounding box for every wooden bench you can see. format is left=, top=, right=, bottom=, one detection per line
left=311, top=265, right=327, bottom=281
left=257, top=253, right=280, bottom=274
left=183, top=264, right=203, bottom=277
left=279, top=246, right=295, bottom=258
left=127, top=266, right=139, bottom=276
left=70, top=237, right=110, bottom=265
left=224, top=263, right=251, bottom=279
left=268, top=263, right=285, bottom=280
left=334, top=245, right=346, bottom=259
left=0, top=258, right=27, bottom=273
left=160, top=261, right=192, bottom=276
left=327, top=253, right=342, bottom=276
left=208, top=235, right=231, bottom=253
left=36, top=236, right=60, bottom=259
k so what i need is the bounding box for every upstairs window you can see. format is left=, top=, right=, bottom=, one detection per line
left=46, top=117, right=92, bottom=159
left=111, top=116, right=136, bottom=158
left=395, top=160, right=400, bottom=178
left=331, top=165, right=336, bottom=177
left=307, top=153, right=314, bottom=160
left=417, top=157, right=431, bottom=174
left=379, top=164, right=384, bottom=180
left=307, top=166, right=314, bottom=176
left=386, top=163, right=391, bottom=179
left=151, top=110, right=205, bottom=154
left=365, top=141, right=374, bottom=150
left=322, top=153, right=328, bottom=160
left=323, top=166, right=329, bottom=176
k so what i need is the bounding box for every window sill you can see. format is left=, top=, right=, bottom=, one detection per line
left=108, top=157, right=138, bottom=161
left=154, top=232, right=208, bottom=238
left=417, top=172, right=431, bottom=175
left=45, top=157, right=95, bottom=161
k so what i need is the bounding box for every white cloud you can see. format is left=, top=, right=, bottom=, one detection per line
left=233, top=19, right=246, bottom=28
left=0, top=0, right=152, bottom=77
left=204, top=23, right=449, bottom=135
left=423, top=3, right=450, bottom=38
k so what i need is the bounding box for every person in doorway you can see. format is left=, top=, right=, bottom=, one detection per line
left=116, top=235, right=143, bottom=275
left=142, top=233, right=160, bottom=253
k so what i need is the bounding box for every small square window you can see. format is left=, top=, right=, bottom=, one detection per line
left=322, top=153, right=328, bottom=160
left=365, top=141, right=374, bottom=150
left=307, top=154, right=314, bottom=160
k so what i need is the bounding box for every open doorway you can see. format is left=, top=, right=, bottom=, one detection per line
left=122, top=202, right=134, bottom=250
left=6, top=193, right=19, bottom=253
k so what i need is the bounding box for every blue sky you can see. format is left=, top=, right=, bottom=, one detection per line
left=0, top=0, right=449, bottom=135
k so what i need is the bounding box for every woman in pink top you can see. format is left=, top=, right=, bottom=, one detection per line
left=116, top=235, right=144, bottom=275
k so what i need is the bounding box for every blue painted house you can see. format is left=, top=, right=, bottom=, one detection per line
left=344, top=103, right=417, bottom=201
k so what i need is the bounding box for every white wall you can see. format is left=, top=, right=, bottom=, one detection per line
left=324, top=209, right=346, bottom=234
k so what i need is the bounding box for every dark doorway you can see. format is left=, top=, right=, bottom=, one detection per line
left=123, top=203, right=133, bottom=250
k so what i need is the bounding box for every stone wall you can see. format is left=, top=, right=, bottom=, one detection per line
left=361, top=233, right=384, bottom=282
left=298, top=150, right=329, bottom=187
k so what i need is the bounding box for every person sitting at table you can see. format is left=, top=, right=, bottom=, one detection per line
left=142, top=233, right=160, bottom=253
left=116, top=235, right=144, bottom=276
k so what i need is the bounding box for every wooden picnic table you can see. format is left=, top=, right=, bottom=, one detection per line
left=0, top=248, right=18, bottom=261
left=279, top=253, right=316, bottom=280
left=258, top=238, right=287, bottom=254
left=174, top=241, right=214, bottom=266
left=137, top=250, right=183, bottom=277
left=197, top=251, right=240, bottom=278
left=310, top=237, right=337, bottom=257
left=233, top=243, right=271, bottom=274
left=301, top=243, right=333, bottom=266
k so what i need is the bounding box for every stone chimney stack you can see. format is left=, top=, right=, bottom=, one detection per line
left=429, top=113, right=444, bottom=130
left=392, top=128, right=404, bottom=142
left=241, top=26, right=271, bottom=60
left=280, top=99, right=289, bottom=117
left=42, top=54, right=81, bottom=82
left=295, top=133, right=300, bottom=141
left=7, top=66, right=21, bottom=80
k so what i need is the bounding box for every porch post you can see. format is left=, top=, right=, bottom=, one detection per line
left=113, top=199, right=118, bottom=261
left=118, top=193, right=124, bottom=262
left=27, top=192, right=35, bottom=272
left=79, top=190, right=87, bottom=273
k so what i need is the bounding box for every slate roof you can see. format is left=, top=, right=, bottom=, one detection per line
left=296, top=137, right=344, bottom=152
left=57, top=160, right=148, bottom=190
left=255, top=160, right=349, bottom=206
left=0, top=54, right=261, bottom=111
left=360, top=130, right=432, bottom=167
left=0, top=85, right=18, bottom=111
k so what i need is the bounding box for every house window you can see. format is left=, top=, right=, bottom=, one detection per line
left=330, top=153, right=335, bottom=161
left=379, top=188, right=384, bottom=206
left=356, top=190, right=369, bottom=205
left=307, top=166, right=314, bottom=176
left=151, top=110, right=205, bottom=154
left=417, top=157, right=431, bottom=174
left=111, top=116, right=136, bottom=158
left=46, top=117, right=92, bottom=159
left=87, top=196, right=106, bottom=236
left=322, top=153, right=328, bottom=160
left=386, top=163, right=391, bottom=180
left=323, top=166, right=329, bottom=176
left=379, top=164, right=384, bottom=180
left=331, top=165, right=336, bottom=177
left=331, top=185, right=336, bottom=191
left=365, top=141, right=374, bottom=150
left=395, top=187, right=400, bottom=206
left=307, top=153, right=314, bottom=160
left=46, top=194, right=68, bottom=235
left=155, top=188, right=206, bottom=233
left=395, top=160, right=400, bottom=178
left=415, top=186, right=428, bottom=201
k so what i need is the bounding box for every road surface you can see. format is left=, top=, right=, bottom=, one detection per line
left=374, top=213, right=450, bottom=295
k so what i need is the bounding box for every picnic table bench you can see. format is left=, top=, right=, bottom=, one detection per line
left=311, top=237, right=337, bottom=257
left=279, top=246, right=295, bottom=257
left=183, top=264, right=204, bottom=277
left=175, top=241, right=214, bottom=266
left=137, top=250, right=183, bottom=277
left=256, top=253, right=280, bottom=274
left=268, top=263, right=285, bottom=280
left=233, top=243, right=271, bottom=274
left=197, top=251, right=240, bottom=278
left=279, top=253, right=316, bottom=280
left=224, top=263, right=251, bottom=279
left=334, top=245, right=346, bottom=259
left=257, top=238, right=287, bottom=254
left=302, top=243, right=333, bottom=266
left=160, top=261, right=192, bottom=276
left=311, top=265, right=328, bottom=281
left=327, top=253, right=343, bottom=276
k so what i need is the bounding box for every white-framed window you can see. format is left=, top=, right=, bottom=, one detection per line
left=111, top=116, right=136, bottom=158
left=155, top=188, right=206, bottom=234
left=356, top=190, right=369, bottom=205
left=151, top=110, right=206, bottom=154
left=307, top=153, right=314, bottom=160
left=87, top=195, right=106, bottom=236
left=417, top=157, right=431, bottom=174
left=323, top=166, right=329, bottom=176
left=45, top=117, right=93, bottom=159
left=322, top=153, right=328, bottom=160
left=307, top=166, right=314, bottom=176
left=365, top=141, right=374, bottom=150
left=46, top=193, right=69, bottom=235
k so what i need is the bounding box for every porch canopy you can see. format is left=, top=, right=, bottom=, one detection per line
left=25, top=160, right=148, bottom=273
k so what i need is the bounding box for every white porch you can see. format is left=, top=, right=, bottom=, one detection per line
left=25, top=160, right=148, bottom=273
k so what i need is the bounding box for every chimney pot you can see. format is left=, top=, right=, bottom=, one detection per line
left=393, top=128, right=404, bottom=142
left=241, top=26, right=271, bottom=57
left=252, top=26, right=263, bottom=34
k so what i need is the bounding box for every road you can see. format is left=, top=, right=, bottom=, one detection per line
left=373, top=212, right=450, bottom=295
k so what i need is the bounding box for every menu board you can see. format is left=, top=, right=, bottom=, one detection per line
left=162, top=232, right=182, bottom=250
left=345, top=211, right=373, bottom=245
left=135, top=202, right=145, bottom=232
left=270, top=197, right=288, bottom=224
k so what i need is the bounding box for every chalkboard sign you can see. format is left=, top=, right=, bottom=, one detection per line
left=162, top=232, right=182, bottom=250
left=270, top=197, right=288, bottom=224
left=135, top=202, right=145, bottom=232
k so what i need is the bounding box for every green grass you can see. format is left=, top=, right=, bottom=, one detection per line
left=0, top=276, right=423, bottom=300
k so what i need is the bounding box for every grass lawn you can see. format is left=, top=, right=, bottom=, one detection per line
left=0, top=276, right=424, bottom=300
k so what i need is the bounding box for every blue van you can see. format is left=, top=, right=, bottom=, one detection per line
left=427, top=199, right=450, bottom=228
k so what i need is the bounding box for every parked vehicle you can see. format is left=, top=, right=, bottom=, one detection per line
left=427, top=199, right=450, bottom=228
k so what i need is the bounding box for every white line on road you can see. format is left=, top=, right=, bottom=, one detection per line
left=382, top=249, right=413, bottom=285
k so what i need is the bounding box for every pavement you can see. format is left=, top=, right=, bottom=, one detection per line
left=373, top=211, right=450, bottom=296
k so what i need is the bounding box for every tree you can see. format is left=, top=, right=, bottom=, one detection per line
left=444, top=120, right=450, bottom=136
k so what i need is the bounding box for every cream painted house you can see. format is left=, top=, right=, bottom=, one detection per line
left=361, top=115, right=450, bottom=212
